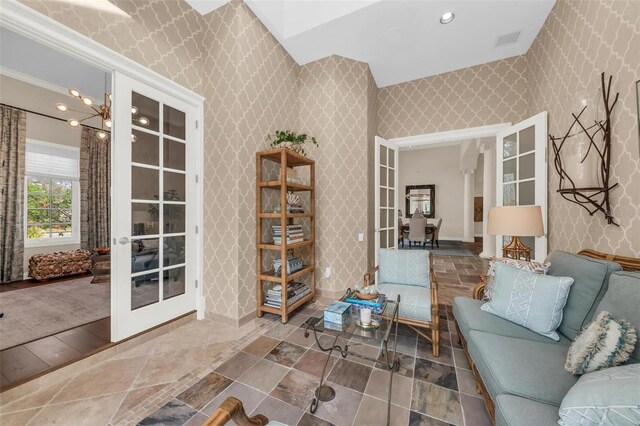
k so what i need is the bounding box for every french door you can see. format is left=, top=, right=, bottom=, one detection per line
left=111, top=72, right=198, bottom=341
left=496, top=112, right=548, bottom=261
left=374, top=136, right=399, bottom=261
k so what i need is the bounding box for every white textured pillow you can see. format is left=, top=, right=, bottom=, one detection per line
left=483, top=257, right=550, bottom=300
left=565, top=311, right=637, bottom=375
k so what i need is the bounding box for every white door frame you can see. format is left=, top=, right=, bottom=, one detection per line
left=0, top=2, right=206, bottom=339
left=387, top=123, right=511, bottom=256
left=374, top=136, right=399, bottom=263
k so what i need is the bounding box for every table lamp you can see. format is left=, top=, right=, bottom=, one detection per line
left=487, top=206, right=544, bottom=261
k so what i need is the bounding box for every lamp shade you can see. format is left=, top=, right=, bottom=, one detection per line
left=487, top=206, right=544, bottom=237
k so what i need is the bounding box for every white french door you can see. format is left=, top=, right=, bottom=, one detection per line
left=374, top=136, right=399, bottom=262
left=111, top=72, right=198, bottom=341
left=495, top=112, right=548, bottom=261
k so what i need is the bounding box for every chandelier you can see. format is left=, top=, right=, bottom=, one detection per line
left=55, top=87, right=150, bottom=141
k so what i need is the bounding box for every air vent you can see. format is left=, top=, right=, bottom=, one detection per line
left=496, top=31, right=521, bottom=47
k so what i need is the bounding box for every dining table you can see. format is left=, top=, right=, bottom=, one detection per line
left=401, top=223, right=437, bottom=249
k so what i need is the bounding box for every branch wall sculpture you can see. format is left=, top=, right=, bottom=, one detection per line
left=550, top=72, right=619, bottom=226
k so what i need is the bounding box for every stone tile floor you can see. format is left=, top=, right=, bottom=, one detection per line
left=0, top=247, right=491, bottom=426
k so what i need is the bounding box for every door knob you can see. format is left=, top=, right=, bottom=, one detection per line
left=119, top=237, right=130, bottom=245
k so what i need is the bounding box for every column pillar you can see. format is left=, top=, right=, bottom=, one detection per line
left=481, top=146, right=496, bottom=258
left=462, top=170, right=474, bottom=243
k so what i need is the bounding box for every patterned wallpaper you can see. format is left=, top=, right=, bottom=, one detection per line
left=377, top=55, right=532, bottom=139
left=298, top=56, right=372, bottom=296
left=527, top=0, right=640, bottom=257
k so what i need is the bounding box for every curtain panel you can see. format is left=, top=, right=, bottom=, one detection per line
left=0, top=106, right=26, bottom=282
left=80, top=127, right=110, bottom=251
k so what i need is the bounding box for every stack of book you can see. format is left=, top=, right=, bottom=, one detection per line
left=287, top=203, right=305, bottom=213
left=265, top=282, right=310, bottom=308
left=272, top=224, right=304, bottom=244
left=343, top=292, right=388, bottom=315
left=273, top=256, right=304, bottom=275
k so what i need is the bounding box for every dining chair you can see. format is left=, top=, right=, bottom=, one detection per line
left=398, top=217, right=406, bottom=248
left=408, top=215, right=427, bottom=249
left=427, top=218, right=442, bottom=249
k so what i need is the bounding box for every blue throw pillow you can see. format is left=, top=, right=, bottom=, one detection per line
left=481, top=263, right=574, bottom=341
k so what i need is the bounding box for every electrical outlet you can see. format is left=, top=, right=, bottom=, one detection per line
left=358, top=233, right=364, bottom=242
left=325, top=267, right=331, bottom=278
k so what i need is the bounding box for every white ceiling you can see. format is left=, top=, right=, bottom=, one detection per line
left=0, top=27, right=111, bottom=100
left=186, top=0, right=555, bottom=87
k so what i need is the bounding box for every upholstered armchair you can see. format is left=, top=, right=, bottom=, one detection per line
left=363, top=249, right=440, bottom=356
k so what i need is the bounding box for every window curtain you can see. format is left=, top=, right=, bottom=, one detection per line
left=0, top=106, right=26, bottom=282
left=80, top=127, right=110, bottom=251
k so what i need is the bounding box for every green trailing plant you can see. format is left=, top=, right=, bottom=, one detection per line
left=266, top=130, right=318, bottom=156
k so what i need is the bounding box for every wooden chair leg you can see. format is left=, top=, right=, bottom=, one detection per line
left=431, top=328, right=440, bottom=357
left=203, top=397, right=268, bottom=426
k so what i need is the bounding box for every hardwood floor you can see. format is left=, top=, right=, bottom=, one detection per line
left=0, top=317, right=111, bottom=391
left=0, top=273, right=92, bottom=293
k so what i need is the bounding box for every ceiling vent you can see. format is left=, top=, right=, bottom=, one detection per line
left=496, top=31, right=521, bottom=47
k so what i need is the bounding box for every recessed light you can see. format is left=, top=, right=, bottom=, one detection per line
left=440, top=12, right=454, bottom=24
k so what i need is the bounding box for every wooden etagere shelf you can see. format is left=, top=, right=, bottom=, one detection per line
left=256, top=148, right=316, bottom=323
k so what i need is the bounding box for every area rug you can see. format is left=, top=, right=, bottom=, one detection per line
left=0, top=277, right=110, bottom=350
left=400, top=241, right=474, bottom=257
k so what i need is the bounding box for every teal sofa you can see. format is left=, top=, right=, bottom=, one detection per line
left=452, top=250, right=640, bottom=425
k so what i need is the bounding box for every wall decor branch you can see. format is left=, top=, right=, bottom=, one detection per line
left=550, top=72, right=619, bottom=226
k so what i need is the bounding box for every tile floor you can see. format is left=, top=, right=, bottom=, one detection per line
left=0, top=247, right=491, bottom=426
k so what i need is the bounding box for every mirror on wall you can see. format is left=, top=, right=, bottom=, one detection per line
left=405, top=184, right=435, bottom=218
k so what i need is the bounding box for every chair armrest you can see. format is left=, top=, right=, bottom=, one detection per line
left=203, top=397, right=268, bottom=426
left=472, top=276, right=487, bottom=300
left=364, top=265, right=379, bottom=287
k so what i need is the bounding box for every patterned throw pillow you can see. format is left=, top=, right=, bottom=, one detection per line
left=481, top=263, right=573, bottom=341
left=483, top=257, right=550, bottom=300
left=565, top=311, right=637, bottom=375
left=558, top=364, right=640, bottom=426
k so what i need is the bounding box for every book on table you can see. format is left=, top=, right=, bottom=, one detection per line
left=264, top=281, right=310, bottom=308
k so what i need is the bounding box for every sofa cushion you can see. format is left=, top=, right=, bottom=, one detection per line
left=378, top=249, right=430, bottom=288
left=466, top=330, right=577, bottom=406
left=495, top=394, right=559, bottom=426
left=558, top=364, right=640, bottom=426
left=481, top=263, right=573, bottom=341
left=595, top=271, right=640, bottom=363
left=453, top=297, right=571, bottom=345
left=546, top=251, right=622, bottom=340
left=377, top=283, right=431, bottom=322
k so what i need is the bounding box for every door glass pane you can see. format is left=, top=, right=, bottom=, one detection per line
left=380, top=188, right=387, bottom=207
left=132, top=130, right=159, bottom=166
left=503, top=183, right=516, bottom=206
left=503, top=159, right=517, bottom=182
left=164, top=266, right=185, bottom=300
left=132, top=203, right=159, bottom=236
left=380, top=166, right=387, bottom=187
left=380, top=145, right=387, bottom=167
left=132, top=272, right=159, bottom=310
left=163, top=104, right=186, bottom=140
left=164, top=139, right=185, bottom=171
left=389, top=189, right=395, bottom=208
left=388, top=209, right=394, bottom=228
left=164, top=171, right=185, bottom=202
left=519, top=126, right=535, bottom=153
left=380, top=208, right=387, bottom=228
left=164, top=236, right=186, bottom=266
left=131, top=238, right=160, bottom=274
left=387, top=229, right=394, bottom=248
left=389, top=170, right=394, bottom=188
left=132, top=166, right=158, bottom=200
left=132, top=92, right=159, bottom=132
left=519, top=153, right=535, bottom=180
left=521, top=236, right=535, bottom=260
left=519, top=181, right=535, bottom=205
left=503, top=133, right=517, bottom=158
left=164, top=205, right=185, bottom=233
left=380, top=230, right=387, bottom=248
left=388, top=148, right=395, bottom=168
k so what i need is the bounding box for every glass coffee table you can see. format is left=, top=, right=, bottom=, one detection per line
left=304, top=293, right=400, bottom=426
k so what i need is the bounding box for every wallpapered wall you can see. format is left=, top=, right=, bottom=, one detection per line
left=527, top=0, right=640, bottom=257
left=19, top=0, right=640, bottom=327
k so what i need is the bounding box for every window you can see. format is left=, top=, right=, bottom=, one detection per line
left=25, top=140, right=80, bottom=246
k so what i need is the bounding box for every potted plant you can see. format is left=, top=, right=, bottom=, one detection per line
left=266, top=130, right=318, bottom=156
